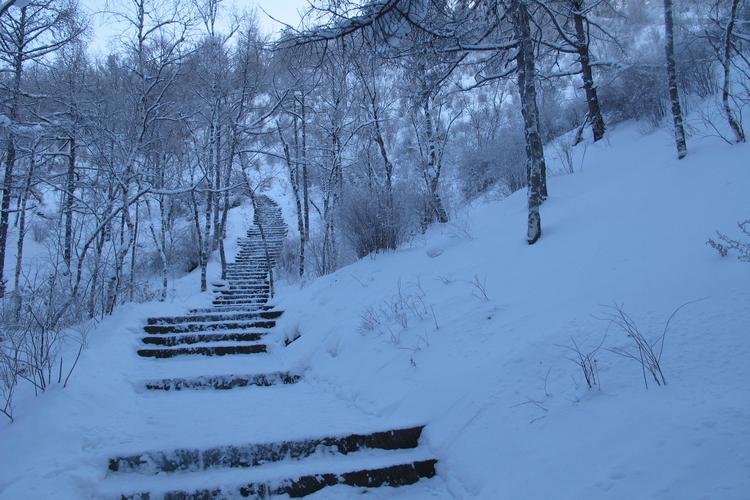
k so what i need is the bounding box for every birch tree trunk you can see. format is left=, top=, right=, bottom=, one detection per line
left=511, top=0, right=545, bottom=245
left=422, top=96, right=449, bottom=224
left=721, top=0, right=745, bottom=143
left=13, top=144, right=35, bottom=314
left=278, top=124, right=305, bottom=278
left=573, top=1, right=606, bottom=142
left=190, top=189, right=207, bottom=292
left=0, top=6, right=25, bottom=297
left=202, top=182, right=212, bottom=292
left=63, top=137, right=76, bottom=268
left=664, top=0, right=688, bottom=159
left=301, top=92, right=310, bottom=243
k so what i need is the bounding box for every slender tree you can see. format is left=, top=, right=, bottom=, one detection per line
left=664, top=0, right=688, bottom=159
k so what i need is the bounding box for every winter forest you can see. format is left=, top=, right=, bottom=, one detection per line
left=0, top=0, right=748, bottom=498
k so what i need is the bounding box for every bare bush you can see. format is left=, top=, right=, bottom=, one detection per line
left=599, top=301, right=700, bottom=389
left=339, top=185, right=417, bottom=259
left=457, top=131, right=527, bottom=199
left=358, top=279, right=431, bottom=345
left=276, top=238, right=302, bottom=282
left=707, top=219, right=750, bottom=262
left=557, top=336, right=605, bottom=390
left=468, top=274, right=490, bottom=302
left=0, top=267, right=90, bottom=421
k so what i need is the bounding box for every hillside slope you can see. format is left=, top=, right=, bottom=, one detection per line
left=0, top=122, right=748, bottom=500
left=273, top=123, right=750, bottom=499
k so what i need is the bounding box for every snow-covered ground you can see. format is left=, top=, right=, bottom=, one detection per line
left=0, top=121, right=748, bottom=499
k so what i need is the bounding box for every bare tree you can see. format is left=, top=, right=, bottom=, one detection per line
left=535, top=0, right=612, bottom=142
left=712, top=0, right=746, bottom=142
left=0, top=0, right=83, bottom=297
left=664, top=0, right=688, bottom=159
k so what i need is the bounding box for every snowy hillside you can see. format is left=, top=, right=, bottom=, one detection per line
left=0, top=120, right=748, bottom=499
left=272, top=123, right=750, bottom=499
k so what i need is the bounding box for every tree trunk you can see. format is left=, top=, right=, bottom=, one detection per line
left=145, top=196, right=168, bottom=302
left=0, top=7, right=26, bottom=297
left=202, top=184, right=212, bottom=292
left=213, top=117, right=222, bottom=248
left=63, top=137, right=76, bottom=268
left=190, top=190, right=207, bottom=292
left=573, top=2, right=605, bottom=142
left=722, top=0, right=745, bottom=143
left=664, top=0, right=688, bottom=159
left=422, top=97, right=449, bottom=224
left=512, top=0, right=545, bottom=245
left=128, top=198, right=140, bottom=302
left=13, top=144, right=35, bottom=314
left=301, top=92, right=310, bottom=242
left=279, top=124, right=305, bottom=278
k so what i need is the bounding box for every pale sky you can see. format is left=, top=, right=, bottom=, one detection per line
left=80, top=0, right=309, bottom=55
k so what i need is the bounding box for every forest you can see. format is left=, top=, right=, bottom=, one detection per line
left=0, top=0, right=748, bottom=422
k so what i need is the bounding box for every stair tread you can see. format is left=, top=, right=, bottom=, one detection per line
left=105, top=448, right=436, bottom=498
left=143, top=371, right=301, bottom=391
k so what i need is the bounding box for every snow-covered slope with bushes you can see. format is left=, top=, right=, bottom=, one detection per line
left=0, top=121, right=748, bottom=499
left=274, top=123, right=750, bottom=499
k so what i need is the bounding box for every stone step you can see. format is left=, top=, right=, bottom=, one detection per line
left=143, top=371, right=301, bottom=391
left=223, top=282, right=269, bottom=286
left=108, top=425, right=427, bottom=474
left=118, top=458, right=437, bottom=499
left=143, top=320, right=275, bottom=335
left=243, top=236, right=284, bottom=239
left=212, top=297, right=270, bottom=304
left=140, top=332, right=266, bottom=347
left=219, top=285, right=271, bottom=291
left=186, top=308, right=271, bottom=316
left=220, top=285, right=269, bottom=291
left=237, top=241, right=284, bottom=247
left=188, top=305, right=275, bottom=314
left=214, top=296, right=270, bottom=303
left=217, top=282, right=271, bottom=290
left=226, top=262, right=273, bottom=267
left=137, top=344, right=267, bottom=358
left=216, top=291, right=270, bottom=298
left=147, top=310, right=282, bottom=326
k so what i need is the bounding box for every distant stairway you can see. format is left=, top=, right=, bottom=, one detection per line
left=105, top=195, right=437, bottom=498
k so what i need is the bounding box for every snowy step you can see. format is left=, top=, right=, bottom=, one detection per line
left=189, top=305, right=275, bottom=314
left=224, top=273, right=269, bottom=278
left=217, top=289, right=270, bottom=297
left=224, top=271, right=268, bottom=275
left=237, top=241, right=284, bottom=247
left=212, top=299, right=270, bottom=306
left=220, top=286, right=271, bottom=292
left=137, top=343, right=267, bottom=358
left=214, top=295, right=271, bottom=303
left=143, top=371, right=301, bottom=391
left=222, top=281, right=268, bottom=287
left=147, top=310, right=282, bottom=326
left=188, top=306, right=275, bottom=315
left=108, top=425, right=427, bottom=475
left=116, top=455, right=437, bottom=499
left=140, top=332, right=266, bottom=347
left=222, top=283, right=269, bottom=289
left=143, top=320, right=275, bottom=334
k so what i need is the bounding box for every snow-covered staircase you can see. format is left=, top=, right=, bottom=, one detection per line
left=104, top=195, right=438, bottom=498
left=109, top=426, right=436, bottom=498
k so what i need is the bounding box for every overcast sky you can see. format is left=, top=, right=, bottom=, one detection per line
left=80, top=0, right=309, bottom=55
